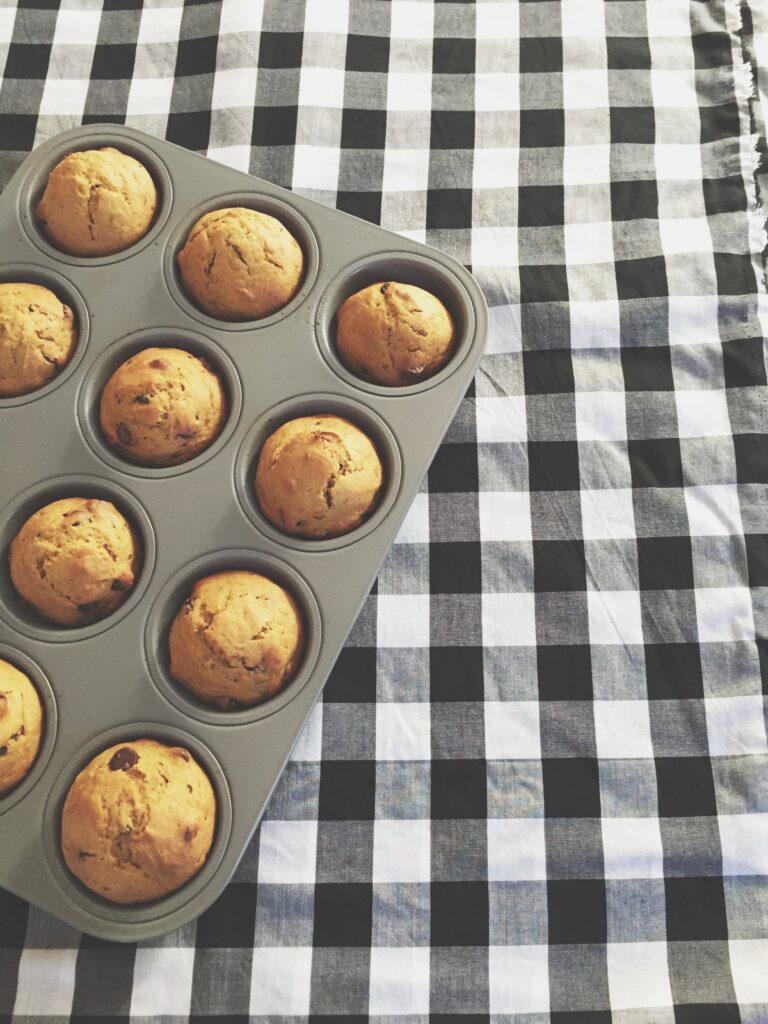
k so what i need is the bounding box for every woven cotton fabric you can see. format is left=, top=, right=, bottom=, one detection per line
left=1, top=0, right=767, bottom=1020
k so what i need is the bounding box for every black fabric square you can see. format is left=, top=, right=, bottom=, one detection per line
left=520, top=108, right=564, bottom=148
left=102, top=0, right=141, bottom=8
left=610, top=178, right=658, bottom=220
left=191, top=1017, right=249, bottom=1024
left=4, top=43, right=52, bottom=79
left=341, top=109, right=386, bottom=150
left=258, top=31, right=302, bottom=68
left=313, top=883, right=372, bottom=946
left=432, top=760, right=487, bottom=818
left=195, top=884, right=257, bottom=947
left=431, top=646, right=485, bottom=702
left=714, top=252, right=756, bottom=296
left=656, top=757, right=717, bottom=817
left=427, top=189, right=473, bottom=229
left=615, top=256, right=668, bottom=300
left=318, top=760, right=375, bottom=820
left=538, top=645, right=592, bottom=700
left=745, top=534, right=768, bottom=588
left=429, top=442, right=478, bottom=492
left=518, top=185, right=564, bottom=227
left=0, top=114, right=37, bottom=152
left=551, top=1014, right=612, bottom=1024
left=0, top=890, right=27, bottom=947
left=336, top=191, right=382, bottom=225
left=637, top=537, right=694, bottom=590
left=700, top=102, right=740, bottom=144
left=252, top=105, right=297, bottom=147
left=346, top=34, right=389, bottom=72
left=547, top=880, right=607, bottom=943
left=529, top=441, right=581, bottom=491
left=90, top=43, right=135, bottom=80
left=610, top=106, right=655, bottom=144
left=433, top=37, right=475, bottom=74
left=523, top=349, right=574, bottom=394
left=607, top=36, right=651, bottom=68
left=703, top=175, right=747, bottom=216
left=166, top=110, right=212, bottom=151
left=520, top=265, right=569, bottom=304
left=431, top=882, right=489, bottom=946
left=533, top=540, right=586, bottom=592
left=519, top=37, right=563, bottom=73
left=324, top=647, right=376, bottom=703
left=645, top=643, right=703, bottom=699
left=543, top=758, right=601, bottom=817
left=431, top=111, right=475, bottom=149
left=722, top=338, right=768, bottom=388
left=734, top=434, right=768, bottom=483
left=430, top=542, right=482, bottom=594
left=175, top=35, right=218, bottom=77
left=81, top=113, right=127, bottom=126
left=675, top=1005, right=741, bottom=1024
left=693, top=31, right=733, bottom=69
left=758, top=638, right=768, bottom=696
left=621, top=346, right=674, bottom=392
left=628, top=438, right=684, bottom=488
left=665, top=877, right=728, bottom=941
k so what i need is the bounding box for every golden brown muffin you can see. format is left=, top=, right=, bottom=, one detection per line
left=99, top=347, right=227, bottom=467
left=255, top=415, right=383, bottom=539
left=0, top=282, right=77, bottom=397
left=176, top=207, right=304, bottom=320
left=336, top=281, right=455, bottom=386
left=9, top=498, right=139, bottom=627
left=169, top=570, right=304, bottom=709
left=0, top=660, right=44, bottom=796
left=61, top=738, right=216, bottom=904
left=36, top=147, right=158, bottom=257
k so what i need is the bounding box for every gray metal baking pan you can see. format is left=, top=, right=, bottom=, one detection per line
left=0, top=124, right=487, bottom=940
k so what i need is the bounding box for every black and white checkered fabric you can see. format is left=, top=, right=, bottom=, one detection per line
left=1, top=0, right=767, bottom=1019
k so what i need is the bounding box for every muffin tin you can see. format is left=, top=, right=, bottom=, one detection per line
left=0, top=124, right=487, bottom=940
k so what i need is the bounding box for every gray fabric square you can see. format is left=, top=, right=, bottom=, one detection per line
left=432, top=819, right=488, bottom=880
left=432, top=702, right=486, bottom=759
left=253, top=884, right=315, bottom=946
left=625, top=391, right=680, bottom=440
left=377, top=648, right=431, bottom=702
left=535, top=591, right=590, bottom=646
left=489, top=881, right=549, bottom=944
left=548, top=944, right=610, bottom=1013
left=667, top=940, right=738, bottom=1007
left=578, top=440, right=633, bottom=490
left=371, top=882, right=431, bottom=946
left=321, top=702, right=376, bottom=759
left=376, top=761, right=431, bottom=819
left=430, top=947, right=489, bottom=1014
left=482, top=541, right=535, bottom=594
left=660, top=816, right=725, bottom=876
left=540, top=703, right=598, bottom=758
left=640, top=590, right=699, bottom=644
left=599, top=760, right=660, bottom=818
left=428, top=492, right=481, bottom=543
left=691, top=535, right=748, bottom=589
left=190, top=948, right=252, bottom=1016
left=606, top=879, right=668, bottom=942
left=591, top=645, right=648, bottom=700
left=700, top=640, right=763, bottom=699
left=310, top=947, right=371, bottom=1014
left=379, top=542, right=429, bottom=595
left=263, top=763, right=321, bottom=820
left=632, top=487, right=690, bottom=538
left=545, top=818, right=604, bottom=878
left=478, top=442, right=530, bottom=493
left=487, top=760, right=545, bottom=819
left=648, top=700, right=710, bottom=757
left=526, top=394, right=577, bottom=442
left=713, top=755, right=768, bottom=814
left=476, top=352, right=525, bottom=399
left=530, top=491, right=584, bottom=540
left=484, top=646, right=540, bottom=701
left=724, top=877, right=768, bottom=939
left=585, top=538, right=639, bottom=592
left=680, top=437, right=738, bottom=485
left=430, top=594, right=483, bottom=645
left=316, top=822, right=374, bottom=882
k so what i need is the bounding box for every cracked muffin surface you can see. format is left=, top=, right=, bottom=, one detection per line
left=0, top=659, right=43, bottom=796
left=255, top=415, right=383, bottom=539
left=336, top=281, right=455, bottom=386
left=0, top=282, right=77, bottom=397
left=99, top=346, right=227, bottom=467
left=176, top=207, right=304, bottom=320
left=169, top=570, right=305, bottom=708
left=36, top=147, right=158, bottom=257
left=9, top=497, right=139, bottom=627
left=61, top=738, right=216, bottom=903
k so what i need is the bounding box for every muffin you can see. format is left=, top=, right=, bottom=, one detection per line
left=36, top=147, right=158, bottom=257
left=99, top=347, right=227, bottom=467
left=336, top=281, right=455, bottom=386
left=177, top=207, right=303, bottom=320
left=169, top=570, right=304, bottom=709
left=0, top=282, right=77, bottom=397
left=0, top=659, right=44, bottom=796
left=61, top=738, right=216, bottom=903
left=9, top=498, right=139, bottom=627
left=255, top=415, right=383, bottom=539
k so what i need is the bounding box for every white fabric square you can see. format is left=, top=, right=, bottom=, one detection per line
left=298, top=67, right=346, bottom=108
left=0, top=8, right=16, bottom=45
left=581, top=488, right=636, bottom=540
left=575, top=391, right=627, bottom=442
left=207, top=146, right=252, bottom=173
left=675, top=389, right=731, bottom=438
left=387, top=72, right=432, bottom=112
left=685, top=485, right=743, bottom=537
left=219, top=0, right=263, bottom=34
left=563, top=144, right=611, bottom=185
left=486, top=303, right=522, bottom=354
left=696, top=587, right=755, bottom=643
left=479, top=491, right=532, bottom=542
left=476, top=395, right=527, bottom=443
left=668, top=294, right=721, bottom=347
left=476, top=73, right=518, bottom=112
left=131, top=948, right=194, bottom=1016
left=395, top=492, right=429, bottom=544
left=14, top=949, right=77, bottom=1017
left=561, top=0, right=605, bottom=37
left=376, top=702, right=431, bottom=761
left=257, top=820, right=318, bottom=883
left=719, top=814, right=768, bottom=875
left=369, top=947, right=430, bottom=1014
left=655, top=143, right=703, bottom=181
left=292, top=145, right=341, bottom=191
left=485, top=700, right=541, bottom=759
left=488, top=818, right=547, bottom=880
left=39, top=79, right=91, bottom=118
left=137, top=5, right=184, bottom=44
left=290, top=702, right=322, bottom=762
left=390, top=0, right=434, bottom=38
left=563, top=69, right=609, bottom=110
left=646, top=0, right=693, bottom=37
left=250, top=948, right=313, bottom=1014
left=607, top=942, right=674, bottom=1011
left=473, top=148, right=517, bottom=189
left=377, top=594, right=430, bottom=648
left=706, top=695, right=768, bottom=756
left=588, top=589, right=644, bottom=646
left=304, top=0, right=349, bottom=34
left=383, top=148, right=430, bottom=192
left=211, top=66, right=258, bottom=110
left=728, top=941, right=768, bottom=1004
left=53, top=9, right=101, bottom=46
left=651, top=70, right=698, bottom=108
left=570, top=299, right=621, bottom=349
left=659, top=217, right=713, bottom=256
left=489, top=946, right=550, bottom=1014
left=476, top=2, right=517, bottom=40
left=126, top=77, right=175, bottom=118
left=483, top=593, right=537, bottom=647
left=594, top=700, right=654, bottom=759
left=564, top=222, right=614, bottom=265
left=602, top=818, right=665, bottom=879
left=472, top=226, right=517, bottom=268
left=373, top=819, right=431, bottom=882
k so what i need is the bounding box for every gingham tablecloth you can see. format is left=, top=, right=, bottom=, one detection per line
left=1, top=0, right=767, bottom=1020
